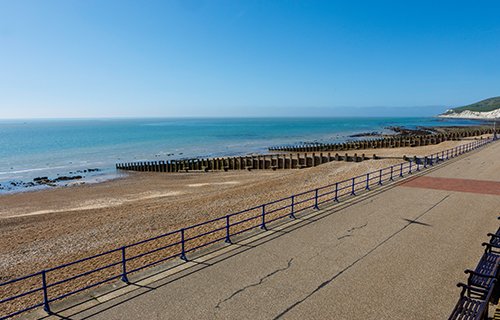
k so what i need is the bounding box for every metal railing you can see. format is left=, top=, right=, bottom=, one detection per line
left=0, top=138, right=492, bottom=319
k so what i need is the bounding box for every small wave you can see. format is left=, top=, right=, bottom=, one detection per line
left=0, top=165, right=71, bottom=176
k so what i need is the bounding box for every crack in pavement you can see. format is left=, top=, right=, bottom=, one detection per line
left=273, top=194, right=450, bottom=319
left=337, top=223, right=368, bottom=240
left=215, top=258, right=294, bottom=310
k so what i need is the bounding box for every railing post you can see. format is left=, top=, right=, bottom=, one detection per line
left=290, top=195, right=296, bottom=219
left=180, top=229, right=187, bottom=261
left=417, top=160, right=420, bottom=171
left=225, top=215, right=231, bottom=243
left=314, top=189, right=319, bottom=210
left=390, top=166, right=394, bottom=181
left=121, top=246, right=129, bottom=283
left=408, top=160, right=412, bottom=174
left=41, top=270, right=51, bottom=314
left=378, top=169, right=383, bottom=185
left=429, top=155, right=433, bottom=166
left=446, top=149, right=449, bottom=160
left=333, top=182, right=339, bottom=202
left=261, top=204, right=267, bottom=230
left=400, top=163, right=403, bottom=177
left=351, top=177, right=356, bottom=195
left=423, top=157, right=427, bottom=169
left=365, top=173, right=370, bottom=190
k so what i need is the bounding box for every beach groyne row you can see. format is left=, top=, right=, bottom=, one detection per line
left=116, top=152, right=376, bottom=173
left=269, top=128, right=497, bottom=152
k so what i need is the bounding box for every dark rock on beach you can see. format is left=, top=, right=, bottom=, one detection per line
left=349, top=132, right=381, bottom=138
left=33, top=177, right=50, bottom=184
left=385, top=126, right=436, bottom=136
left=33, top=175, right=83, bottom=185
left=0, top=168, right=101, bottom=192
left=55, top=175, right=83, bottom=182
left=0, top=180, right=38, bottom=192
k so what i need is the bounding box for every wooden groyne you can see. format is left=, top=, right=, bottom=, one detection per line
left=269, top=128, right=497, bottom=153
left=116, top=152, right=377, bottom=173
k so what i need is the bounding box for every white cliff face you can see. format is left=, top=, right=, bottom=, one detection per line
left=439, top=108, right=500, bottom=119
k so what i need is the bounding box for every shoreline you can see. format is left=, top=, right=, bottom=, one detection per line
left=0, top=169, right=127, bottom=195
left=0, top=122, right=493, bottom=195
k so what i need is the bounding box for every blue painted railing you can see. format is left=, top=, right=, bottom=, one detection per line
left=0, top=138, right=493, bottom=319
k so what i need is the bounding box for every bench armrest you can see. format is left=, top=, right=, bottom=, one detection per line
left=487, top=233, right=500, bottom=239
left=457, top=282, right=490, bottom=297
left=464, top=269, right=496, bottom=278
left=482, top=242, right=500, bottom=251
left=465, top=269, right=494, bottom=277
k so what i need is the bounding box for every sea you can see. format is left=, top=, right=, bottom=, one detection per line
left=0, top=117, right=485, bottom=193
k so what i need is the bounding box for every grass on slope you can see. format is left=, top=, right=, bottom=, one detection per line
left=445, top=96, right=500, bottom=114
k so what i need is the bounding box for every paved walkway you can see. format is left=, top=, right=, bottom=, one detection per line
left=39, top=141, right=500, bottom=320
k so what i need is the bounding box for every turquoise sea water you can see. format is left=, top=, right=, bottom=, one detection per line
left=0, top=117, right=484, bottom=192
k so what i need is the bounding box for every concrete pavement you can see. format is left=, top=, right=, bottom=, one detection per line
left=37, top=140, right=500, bottom=320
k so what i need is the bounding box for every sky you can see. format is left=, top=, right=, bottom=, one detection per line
left=0, top=0, right=499, bottom=118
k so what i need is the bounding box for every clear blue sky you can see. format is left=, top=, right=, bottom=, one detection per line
left=0, top=0, right=499, bottom=118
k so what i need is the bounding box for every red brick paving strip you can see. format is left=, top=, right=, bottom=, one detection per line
left=402, top=176, right=500, bottom=196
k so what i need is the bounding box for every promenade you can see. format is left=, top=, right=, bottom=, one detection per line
left=36, top=140, right=500, bottom=320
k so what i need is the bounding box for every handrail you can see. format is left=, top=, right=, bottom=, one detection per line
left=0, top=138, right=493, bottom=319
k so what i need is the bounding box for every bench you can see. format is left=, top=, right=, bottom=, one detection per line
left=488, top=231, right=500, bottom=247
left=487, top=218, right=500, bottom=247
left=448, top=280, right=496, bottom=320
left=465, top=243, right=500, bottom=289
left=448, top=229, right=500, bottom=320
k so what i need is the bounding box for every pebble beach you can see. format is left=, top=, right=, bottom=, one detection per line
left=0, top=137, right=487, bottom=281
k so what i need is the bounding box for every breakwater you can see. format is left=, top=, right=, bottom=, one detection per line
left=115, top=127, right=497, bottom=174
left=116, top=152, right=376, bottom=173
left=269, top=128, right=497, bottom=152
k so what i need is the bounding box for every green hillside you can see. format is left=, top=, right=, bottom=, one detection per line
left=445, top=96, right=500, bottom=114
